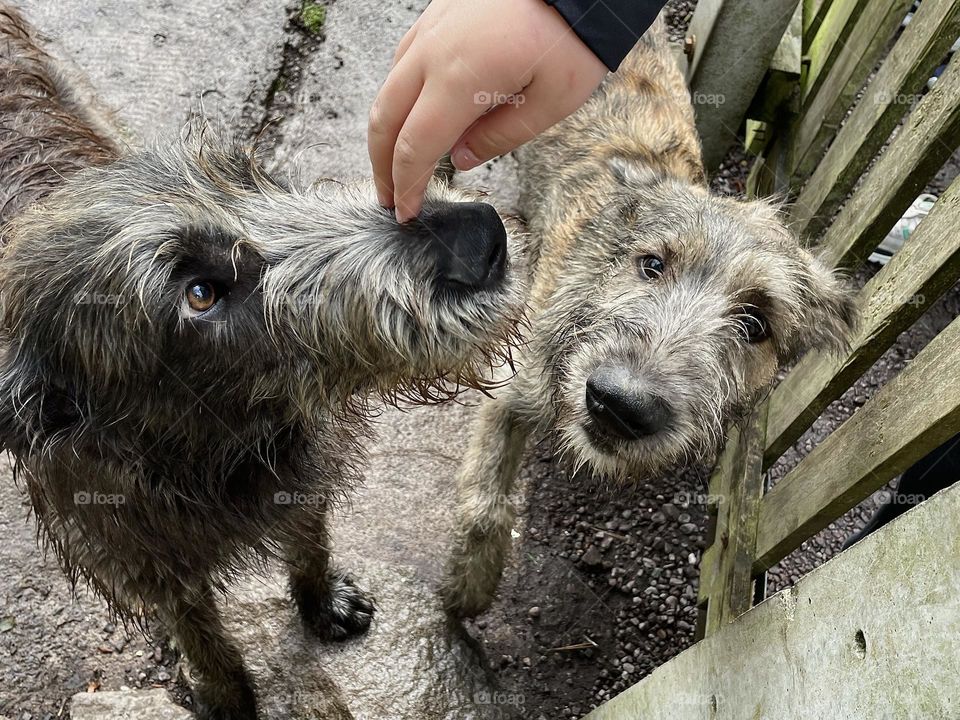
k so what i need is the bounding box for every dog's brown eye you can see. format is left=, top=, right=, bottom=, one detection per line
left=185, top=281, right=218, bottom=313
left=737, top=307, right=769, bottom=343
left=637, top=255, right=665, bottom=280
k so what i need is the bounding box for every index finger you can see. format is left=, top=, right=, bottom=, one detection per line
left=368, top=58, right=425, bottom=209
left=392, top=84, right=489, bottom=222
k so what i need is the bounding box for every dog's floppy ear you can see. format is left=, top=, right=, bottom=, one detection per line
left=609, top=155, right=659, bottom=188
left=0, top=345, right=80, bottom=455
left=791, top=251, right=859, bottom=356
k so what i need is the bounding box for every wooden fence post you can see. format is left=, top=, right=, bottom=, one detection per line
left=686, top=0, right=802, bottom=170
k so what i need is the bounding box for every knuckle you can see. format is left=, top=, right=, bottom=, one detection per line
left=367, top=99, right=391, bottom=137
left=392, top=133, right=419, bottom=169
left=474, top=126, right=515, bottom=157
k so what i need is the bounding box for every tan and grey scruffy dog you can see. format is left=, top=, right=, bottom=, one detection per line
left=442, top=20, right=857, bottom=617
left=0, top=5, right=521, bottom=719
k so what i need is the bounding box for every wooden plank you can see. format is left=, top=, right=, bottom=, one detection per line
left=696, top=433, right=738, bottom=614
left=687, top=0, right=802, bottom=170
left=803, top=0, right=834, bottom=39
left=766, top=174, right=960, bottom=466
left=744, top=119, right=770, bottom=155
left=698, top=405, right=768, bottom=637
left=818, top=54, right=960, bottom=269
left=684, top=0, right=725, bottom=83
left=791, top=0, right=960, bottom=237
left=753, top=313, right=960, bottom=573
left=791, top=0, right=914, bottom=183
left=803, top=0, right=870, bottom=101
left=747, top=4, right=803, bottom=125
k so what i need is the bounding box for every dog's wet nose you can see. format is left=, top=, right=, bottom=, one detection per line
left=585, top=365, right=672, bottom=440
left=423, top=202, right=507, bottom=290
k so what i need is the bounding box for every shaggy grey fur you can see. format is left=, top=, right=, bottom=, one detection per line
left=442, top=20, right=858, bottom=617
left=0, top=5, right=522, bottom=718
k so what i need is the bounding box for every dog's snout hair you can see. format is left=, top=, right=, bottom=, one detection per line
left=443, top=15, right=858, bottom=617
left=0, top=4, right=523, bottom=717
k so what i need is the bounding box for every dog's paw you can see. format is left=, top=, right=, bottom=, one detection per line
left=441, top=532, right=506, bottom=618
left=440, top=572, right=496, bottom=619
left=192, top=668, right=258, bottom=720
left=293, top=571, right=375, bottom=641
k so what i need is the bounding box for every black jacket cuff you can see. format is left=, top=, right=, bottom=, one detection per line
left=546, top=0, right=666, bottom=71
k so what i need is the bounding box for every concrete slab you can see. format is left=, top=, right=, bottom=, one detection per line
left=19, top=0, right=290, bottom=140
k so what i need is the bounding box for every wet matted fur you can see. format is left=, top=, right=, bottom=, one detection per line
left=0, top=4, right=523, bottom=718
left=442, top=19, right=858, bottom=617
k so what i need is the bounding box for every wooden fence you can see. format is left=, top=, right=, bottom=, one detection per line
left=689, top=0, right=960, bottom=638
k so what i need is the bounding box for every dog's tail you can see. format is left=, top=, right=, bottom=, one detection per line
left=0, top=3, right=121, bottom=227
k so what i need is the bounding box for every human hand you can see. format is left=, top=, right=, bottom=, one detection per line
left=368, top=0, right=608, bottom=222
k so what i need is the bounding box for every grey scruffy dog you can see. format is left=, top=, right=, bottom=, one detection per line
left=442, top=19, right=858, bottom=617
left=0, top=4, right=521, bottom=719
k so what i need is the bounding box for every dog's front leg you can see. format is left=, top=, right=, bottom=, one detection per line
left=443, top=389, right=531, bottom=617
left=158, top=583, right=257, bottom=720
left=285, top=508, right=375, bottom=641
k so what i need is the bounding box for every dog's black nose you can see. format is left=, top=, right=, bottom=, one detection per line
left=422, top=202, right=507, bottom=290
left=585, top=365, right=672, bottom=440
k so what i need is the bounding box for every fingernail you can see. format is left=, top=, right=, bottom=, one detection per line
left=451, top=146, right=481, bottom=171
left=395, top=208, right=413, bottom=223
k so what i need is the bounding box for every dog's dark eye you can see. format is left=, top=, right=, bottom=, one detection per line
left=637, top=255, right=665, bottom=280
left=737, top=307, right=769, bottom=343
left=185, top=281, right=219, bottom=313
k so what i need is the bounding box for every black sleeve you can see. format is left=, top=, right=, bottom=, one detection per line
left=545, top=0, right=669, bottom=71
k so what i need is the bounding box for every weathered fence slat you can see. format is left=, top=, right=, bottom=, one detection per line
left=791, top=0, right=914, bottom=182
left=697, top=405, right=768, bottom=637
left=791, top=0, right=960, bottom=237
left=753, top=312, right=960, bottom=573
left=765, top=174, right=960, bottom=466
left=686, top=0, right=802, bottom=170
left=803, top=0, right=871, bottom=101
left=818, top=55, right=960, bottom=269
left=803, top=0, right=834, bottom=39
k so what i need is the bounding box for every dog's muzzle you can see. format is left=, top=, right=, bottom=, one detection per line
left=585, top=364, right=673, bottom=440
left=419, top=201, right=507, bottom=291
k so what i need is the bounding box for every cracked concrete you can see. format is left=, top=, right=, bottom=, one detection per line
left=0, top=1, right=521, bottom=718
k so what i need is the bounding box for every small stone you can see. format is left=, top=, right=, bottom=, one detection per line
left=580, top=545, right=605, bottom=572
left=528, top=606, right=541, bottom=619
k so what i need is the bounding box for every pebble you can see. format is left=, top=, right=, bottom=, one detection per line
left=580, top=545, right=605, bottom=571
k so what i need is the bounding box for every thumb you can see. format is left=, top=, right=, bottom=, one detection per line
left=450, top=68, right=604, bottom=171
left=449, top=84, right=565, bottom=171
